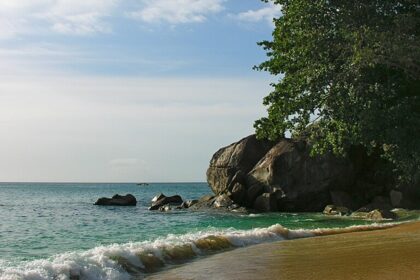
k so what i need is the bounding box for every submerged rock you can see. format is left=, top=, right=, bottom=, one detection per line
left=94, top=194, right=137, bottom=206
left=367, top=209, right=397, bottom=220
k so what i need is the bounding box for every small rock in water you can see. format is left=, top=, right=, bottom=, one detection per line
left=149, top=194, right=183, bottom=210
left=367, top=209, right=397, bottom=220
left=94, top=194, right=137, bottom=206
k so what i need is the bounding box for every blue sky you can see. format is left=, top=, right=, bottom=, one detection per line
left=0, top=0, right=281, bottom=182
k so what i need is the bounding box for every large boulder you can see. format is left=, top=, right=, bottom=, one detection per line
left=206, top=135, right=275, bottom=195
left=247, top=139, right=355, bottom=211
left=94, top=194, right=137, bottom=206
left=206, top=134, right=419, bottom=212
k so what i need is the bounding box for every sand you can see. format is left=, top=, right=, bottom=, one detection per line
left=146, top=222, right=420, bottom=280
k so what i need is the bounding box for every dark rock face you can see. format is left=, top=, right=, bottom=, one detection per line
left=94, top=194, right=137, bottom=206
left=206, top=134, right=420, bottom=212
left=206, top=135, right=275, bottom=195
left=254, top=193, right=278, bottom=212
left=149, top=194, right=183, bottom=210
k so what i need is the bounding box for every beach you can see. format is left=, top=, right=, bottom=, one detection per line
left=147, top=221, right=420, bottom=280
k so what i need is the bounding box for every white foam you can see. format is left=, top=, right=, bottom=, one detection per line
left=0, top=222, right=399, bottom=280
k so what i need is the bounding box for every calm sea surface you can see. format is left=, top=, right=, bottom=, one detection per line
left=0, top=183, right=412, bottom=279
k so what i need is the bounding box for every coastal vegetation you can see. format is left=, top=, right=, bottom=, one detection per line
left=254, top=0, right=420, bottom=185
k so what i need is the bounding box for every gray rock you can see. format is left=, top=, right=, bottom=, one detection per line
left=198, top=194, right=215, bottom=203
left=213, top=194, right=234, bottom=208
left=206, top=134, right=419, bottom=212
left=149, top=194, right=183, bottom=210
left=206, top=135, right=275, bottom=195
left=188, top=194, right=216, bottom=210
left=323, top=205, right=351, bottom=216
left=247, top=140, right=353, bottom=211
left=367, top=209, right=397, bottom=220
left=94, top=194, right=137, bottom=206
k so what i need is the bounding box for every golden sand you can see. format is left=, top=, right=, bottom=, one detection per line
left=146, top=222, right=420, bottom=280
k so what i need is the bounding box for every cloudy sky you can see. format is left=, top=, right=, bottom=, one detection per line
left=0, top=0, right=281, bottom=182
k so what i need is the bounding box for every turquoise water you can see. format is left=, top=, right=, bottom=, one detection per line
left=0, top=183, right=407, bottom=279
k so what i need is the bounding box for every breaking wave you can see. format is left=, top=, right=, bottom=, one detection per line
left=0, top=222, right=398, bottom=280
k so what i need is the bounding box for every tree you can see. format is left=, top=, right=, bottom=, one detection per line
left=254, top=0, right=420, bottom=184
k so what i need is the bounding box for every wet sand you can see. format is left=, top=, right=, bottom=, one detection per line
left=146, top=222, right=420, bottom=280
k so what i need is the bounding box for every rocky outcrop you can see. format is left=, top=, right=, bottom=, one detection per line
left=206, top=135, right=420, bottom=212
left=94, top=194, right=137, bottom=206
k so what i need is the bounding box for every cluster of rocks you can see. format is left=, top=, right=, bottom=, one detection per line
left=92, top=134, right=418, bottom=221
left=323, top=205, right=397, bottom=220
left=93, top=192, right=248, bottom=213
left=148, top=193, right=198, bottom=211
left=206, top=135, right=420, bottom=214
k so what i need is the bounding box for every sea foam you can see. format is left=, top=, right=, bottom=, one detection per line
left=0, top=222, right=397, bottom=280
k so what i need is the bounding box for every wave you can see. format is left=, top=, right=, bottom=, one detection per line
left=0, top=222, right=398, bottom=280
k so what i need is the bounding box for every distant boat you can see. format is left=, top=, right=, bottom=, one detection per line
left=137, top=183, right=149, bottom=186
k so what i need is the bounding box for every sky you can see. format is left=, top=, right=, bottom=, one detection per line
left=0, top=0, right=281, bottom=182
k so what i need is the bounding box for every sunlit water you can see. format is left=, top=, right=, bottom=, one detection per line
left=0, top=183, right=415, bottom=279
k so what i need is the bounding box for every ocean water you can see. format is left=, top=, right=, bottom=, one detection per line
left=0, top=183, right=414, bottom=279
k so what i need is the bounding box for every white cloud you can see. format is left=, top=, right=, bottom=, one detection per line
left=42, top=0, right=118, bottom=35
left=129, top=0, right=225, bottom=24
left=0, top=0, right=117, bottom=37
left=234, top=2, right=282, bottom=25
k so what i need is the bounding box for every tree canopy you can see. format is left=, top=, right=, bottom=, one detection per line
left=255, top=0, right=420, bottom=184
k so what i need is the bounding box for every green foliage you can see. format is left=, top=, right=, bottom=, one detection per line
left=255, top=0, right=420, bottom=184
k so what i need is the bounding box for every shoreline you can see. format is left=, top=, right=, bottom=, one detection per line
left=146, top=221, right=420, bottom=280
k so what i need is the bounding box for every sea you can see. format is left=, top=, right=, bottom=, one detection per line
left=0, top=182, right=417, bottom=279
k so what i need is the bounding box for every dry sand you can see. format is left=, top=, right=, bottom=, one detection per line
left=146, top=222, right=420, bottom=280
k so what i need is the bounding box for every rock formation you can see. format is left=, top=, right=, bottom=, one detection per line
left=207, top=135, right=420, bottom=212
